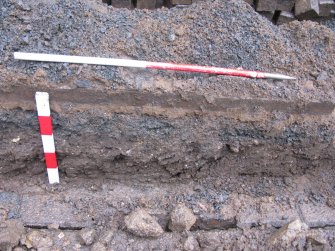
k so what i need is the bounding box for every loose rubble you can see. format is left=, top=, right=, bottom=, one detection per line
left=268, top=219, right=309, bottom=244
left=247, top=0, right=335, bottom=24
left=0, top=220, right=25, bottom=251
left=91, top=241, right=107, bottom=251
left=125, top=209, right=164, bottom=238
left=25, top=230, right=54, bottom=250
left=78, top=228, right=96, bottom=246
left=183, top=235, right=200, bottom=251
left=104, top=0, right=335, bottom=25
left=169, top=204, right=197, bottom=232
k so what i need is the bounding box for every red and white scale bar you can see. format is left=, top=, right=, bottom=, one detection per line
left=35, top=92, right=59, bottom=184
left=14, top=52, right=295, bottom=80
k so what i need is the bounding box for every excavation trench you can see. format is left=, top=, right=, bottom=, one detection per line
left=0, top=0, right=335, bottom=249
left=0, top=86, right=334, bottom=181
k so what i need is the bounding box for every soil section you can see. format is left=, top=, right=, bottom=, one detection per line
left=0, top=0, right=334, bottom=249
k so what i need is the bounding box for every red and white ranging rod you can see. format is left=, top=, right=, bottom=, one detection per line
left=35, top=92, right=59, bottom=184
left=14, top=52, right=295, bottom=80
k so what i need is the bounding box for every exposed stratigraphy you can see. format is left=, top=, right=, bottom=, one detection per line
left=0, top=0, right=334, bottom=249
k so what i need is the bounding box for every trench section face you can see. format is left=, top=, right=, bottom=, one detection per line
left=0, top=88, right=334, bottom=180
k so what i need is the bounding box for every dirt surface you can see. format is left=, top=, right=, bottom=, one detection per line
left=0, top=0, right=334, bottom=250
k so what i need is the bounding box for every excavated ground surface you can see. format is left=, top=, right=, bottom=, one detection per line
left=0, top=0, right=334, bottom=250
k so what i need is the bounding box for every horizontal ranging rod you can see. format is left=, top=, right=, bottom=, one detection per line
left=14, top=52, right=296, bottom=80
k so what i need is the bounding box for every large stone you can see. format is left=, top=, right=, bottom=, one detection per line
left=0, top=208, right=7, bottom=221
left=295, top=0, right=320, bottom=19
left=244, top=0, right=255, bottom=5
left=111, top=0, right=133, bottom=8
left=191, top=214, right=236, bottom=231
left=256, top=0, right=294, bottom=11
left=13, top=247, right=26, bottom=251
left=299, top=203, right=335, bottom=228
left=91, top=242, right=107, bottom=251
left=255, top=0, right=274, bottom=11
left=259, top=11, right=275, bottom=21
left=20, top=195, right=92, bottom=229
left=171, top=0, right=192, bottom=4
left=236, top=195, right=300, bottom=228
left=79, top=228, right=96, bottom=246
left=156, top=0, right=164, bottom=8
left=169, top=204, right=197, bottom=232
left=307, top=233, right=328, bottom=246
left=277, top=11, right=296, bottom=25
left=196, top=232, right=221, bottom=249
left=276, top=0, right=295, bottom=11
left=136, top=0, right=156, bottom=9
left=268, top=219, right=308, bottom=244
left=183, top=235, right=200, bottom=251
left=125, top=209, right=164, bottom=238
left=25, top=230, right=53, bottom=250
left=319, top=0, right=335, bottom=16
left=0, top=220, right=25, bottom=251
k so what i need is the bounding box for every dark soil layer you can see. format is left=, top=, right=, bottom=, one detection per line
left=0, top=86, right=334, bottom=180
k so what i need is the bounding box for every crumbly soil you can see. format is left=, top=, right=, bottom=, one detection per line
left=0, top=0, right=334, bottom=250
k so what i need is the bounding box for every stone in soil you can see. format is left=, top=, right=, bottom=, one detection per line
left=183, top=235, right=200, bottom=251
left=13, top=247, right=26, bottom=251
left=196, top=232, right=221, bottom=249
left=268, top=219, right=309, bottom=244
left=0, top=220, right=25, bottom=251
left=125, top=209, right=164, bottom=238
left=79, top=228, right=96, bottom=246
left=25, top=230, right=53, bottom=250
left=306, top=233, right=328, bottom=246
left=169, top=204, right=197, bottom=232
left=91, top=241, right=107, bottom=251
